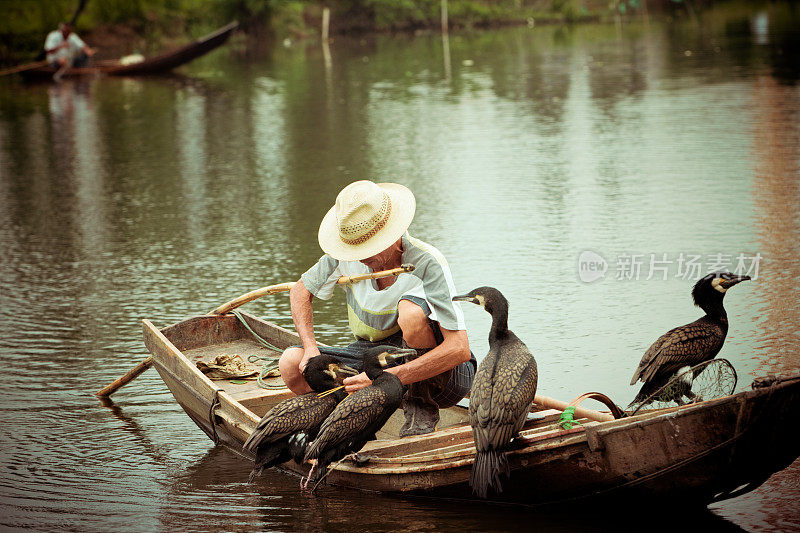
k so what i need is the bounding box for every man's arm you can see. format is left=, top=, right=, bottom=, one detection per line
left=290, top=279, right=321, bottom=372
left=388, top=327, right=469, bottom=384
left=343, top=327, right=470, bottom=393
left=71, top=34, right=95, bottom=56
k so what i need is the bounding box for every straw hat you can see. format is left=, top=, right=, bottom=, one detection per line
left=318, top=180, right=416, bottom=261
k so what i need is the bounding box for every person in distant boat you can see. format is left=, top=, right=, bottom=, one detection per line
left=278, top=180, right=476, bottom=436
left=44, top=23, right=95, bottom=68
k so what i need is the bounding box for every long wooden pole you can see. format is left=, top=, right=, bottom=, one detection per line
left=95, top=357, right=153, bottom=397
left=96, top=264, right=416, bottom=398
left=533, top=394, right=615, bottom=423
left=0, top=60, right=49, bottom=77
left=321, top=6, right=330, bottom=41
left=210, top=264, right=414, bottom=315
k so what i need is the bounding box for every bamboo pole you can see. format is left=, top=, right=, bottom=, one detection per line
left=322, top=6, right=330, bottom=41
left=96, top=264, right=416, bottom=398
left=95, top=357, right=153, bottom=397
left=210, top=264, right=414, bottom=315
left=533, top=394, right=615, bottom=423
left=0, top=60, right=49, bottom=77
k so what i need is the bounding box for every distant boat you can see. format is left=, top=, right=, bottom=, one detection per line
left=17, top=21, right=237, bottom=80
left=141, top=310, right=800, bottom=506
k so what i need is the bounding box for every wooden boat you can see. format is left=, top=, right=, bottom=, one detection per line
left=19, top=21, right=238, bottom=80
left=143, top=311, right=800, bottom=506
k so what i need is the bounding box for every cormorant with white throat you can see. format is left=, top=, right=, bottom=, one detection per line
left=453, top=286, right=538, bottom=499
left=629, top=272, right=750, bottom=408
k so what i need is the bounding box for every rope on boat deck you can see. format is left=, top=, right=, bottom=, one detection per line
left=558, top=406, right=582, bottom=430
left=231, top=310, right=288, bottom=390
left=209, top=390, right=221, bottom=445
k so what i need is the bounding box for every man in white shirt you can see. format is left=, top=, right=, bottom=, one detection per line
left=278, top=180, right=476, bottom=436
left=44, top=23, right=95, bottom=68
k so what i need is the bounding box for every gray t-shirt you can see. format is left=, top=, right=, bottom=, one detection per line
left=301, top=234, right=466, bottom=341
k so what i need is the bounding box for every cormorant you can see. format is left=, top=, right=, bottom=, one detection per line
left=452, top=286, right=538, bottom=499
left=242, top=354, right=357, bottom=481
left=303, top=345, right=415, bottom=486
left=629, top=272, right=750, bottom=408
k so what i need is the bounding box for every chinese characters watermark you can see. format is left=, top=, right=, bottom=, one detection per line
left=578, top=251, right=762, bottom=283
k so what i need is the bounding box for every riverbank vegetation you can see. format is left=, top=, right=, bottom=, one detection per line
left=0, top=0, right=741, bottom=64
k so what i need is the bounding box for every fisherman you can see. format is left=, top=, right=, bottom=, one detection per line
left=44, top=23, right=95, bottom=69
left=278, top=180, right=476, bottom=436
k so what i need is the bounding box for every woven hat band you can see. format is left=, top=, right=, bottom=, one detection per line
left=339, top=194, right=392, bottom=246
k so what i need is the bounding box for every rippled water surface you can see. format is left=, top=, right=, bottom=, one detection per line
left=1, top=3, right=799, bottom=531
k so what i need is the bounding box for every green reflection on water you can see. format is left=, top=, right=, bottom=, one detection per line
left=0, top=5, right=799, bottom=529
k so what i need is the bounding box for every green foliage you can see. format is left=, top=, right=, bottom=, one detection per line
left=551, top=0, right=582, bottom=22
left=365, top=0, right=440, bottom=30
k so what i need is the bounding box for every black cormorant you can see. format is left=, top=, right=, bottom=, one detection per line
left=629, top=272, right=750, bottom=408
left=303, top=345, right=414, bottom=486
left=242, top=355, right=357, bottom=481
left=453, top=286, right=538, bottom=499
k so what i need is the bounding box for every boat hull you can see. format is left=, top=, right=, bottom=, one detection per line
left=142, top=312, right=800, bottom=506
left=20, top=21, right=237, bottom=80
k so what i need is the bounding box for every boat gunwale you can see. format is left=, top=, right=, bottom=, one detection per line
left=144, top=310, right=800, bottom=496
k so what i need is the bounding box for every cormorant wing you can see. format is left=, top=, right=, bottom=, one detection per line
left=630, top=318, right=726, bottom=385
left=470, top=338, right=538, bottom=452
left=305, top=386, right=391, bottom=460
left=243, top=393, right=337, bottom=451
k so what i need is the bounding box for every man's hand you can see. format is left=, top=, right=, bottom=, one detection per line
left=299, top=345, right=321, bottom=373
left=343, top=372, right=372, bottom=393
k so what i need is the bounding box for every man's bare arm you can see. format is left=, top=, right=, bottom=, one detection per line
left=388, top=327, right=469, bottom=384
left=343, top=328, right=470, bottom=392
left=290, top=279, right=321, bottom=371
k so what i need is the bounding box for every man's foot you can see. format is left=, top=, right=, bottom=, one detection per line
left=399, top=397, right=439, bottom=436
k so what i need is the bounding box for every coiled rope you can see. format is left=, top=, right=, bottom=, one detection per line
left=231, top=310, right=288, bottom=390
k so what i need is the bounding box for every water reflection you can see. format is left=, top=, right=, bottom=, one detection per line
left=750, top=75, right=800, bottom=376
left=1, top=3, right=800, bottom=531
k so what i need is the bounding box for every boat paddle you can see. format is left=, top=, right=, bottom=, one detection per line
left=95, top=264, right=416, bottom=398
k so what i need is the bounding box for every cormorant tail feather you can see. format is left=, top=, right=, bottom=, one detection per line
left=470, top=449, right=509, bottom=499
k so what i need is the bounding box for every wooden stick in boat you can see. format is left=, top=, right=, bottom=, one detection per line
left=96, top=264, right=416, bottom=398
left=209, top=264, right=416, bottom=315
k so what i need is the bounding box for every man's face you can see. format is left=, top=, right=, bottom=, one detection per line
left=61, top=25, right=71, bottom=38
left=359, top=240, right=400, bottom=271
left=360, top=250, right=388, bottom=271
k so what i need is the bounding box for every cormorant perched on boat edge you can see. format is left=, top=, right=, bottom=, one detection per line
left=453, top=286, right=538, bottom=499
left=303, top=345, right=415, bottom=488
left=242, top=355, right=357, bottom=482
left=628, top=272, right=750, bottom=409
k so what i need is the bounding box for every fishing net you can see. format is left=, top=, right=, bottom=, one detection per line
left=630, top=358, right=738, bottom=415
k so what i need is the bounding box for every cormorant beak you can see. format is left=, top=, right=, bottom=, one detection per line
left=720, top=275, right=751, bottom=289
left=378, top=347, right=417, bottom=367
left=453, top=294, right=478, bottom=304
left=329, top=363, right=359, bottom=378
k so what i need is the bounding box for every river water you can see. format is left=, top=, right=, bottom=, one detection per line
left=1, top=3, right=799, bottom=531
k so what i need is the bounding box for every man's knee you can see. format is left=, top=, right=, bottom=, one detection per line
left=279, top=347, right=308, bottom=394
left=397, top=299, right=436, bottom=348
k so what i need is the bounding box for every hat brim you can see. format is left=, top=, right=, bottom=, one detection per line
left=318, top=182, right=416, bottom=261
